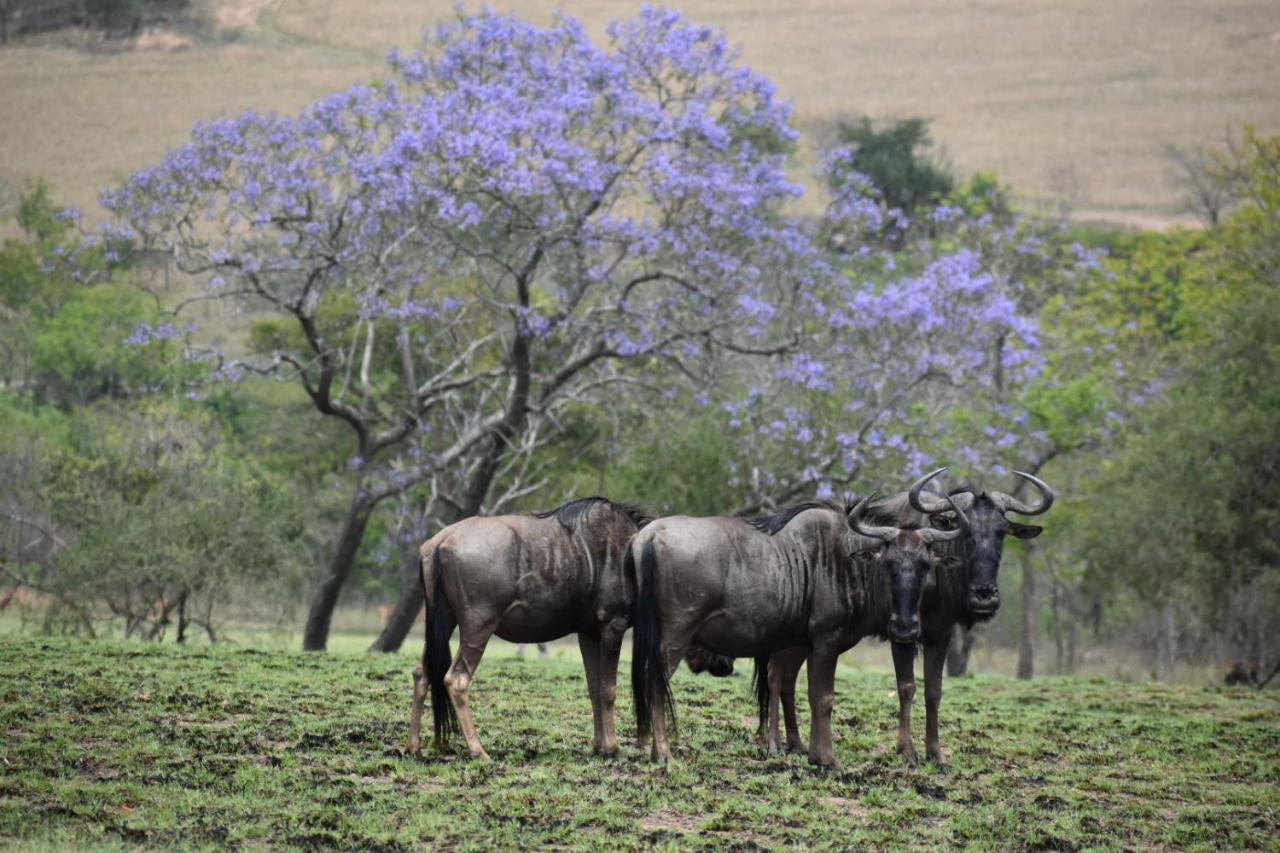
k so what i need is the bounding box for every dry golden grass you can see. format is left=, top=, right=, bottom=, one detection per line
left=1, top=0, right=1278, bottom=224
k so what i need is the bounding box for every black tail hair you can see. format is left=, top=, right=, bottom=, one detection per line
left=750, top=655, right=771, bottom=737
left=630, top=538, right=676, bottom=739
left=424, top=547, right=459, bottom=746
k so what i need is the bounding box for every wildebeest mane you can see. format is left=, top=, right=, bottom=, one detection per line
left=745, top=497, right=857, bottom=536
left=533, top=496, right=653, bottom=533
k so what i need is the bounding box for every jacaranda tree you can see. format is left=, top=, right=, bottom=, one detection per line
left=103, top=8, right=814, bottom=650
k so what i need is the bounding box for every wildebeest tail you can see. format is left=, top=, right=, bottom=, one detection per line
left=424, top=547, right=459, bottom=746
left=630, top=537, right=676, bottom=738
left=750, top=655, right=771, bottom=736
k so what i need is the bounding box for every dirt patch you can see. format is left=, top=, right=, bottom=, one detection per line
left=215, top=0, right=275, bottom=29
left=134, top=29, right=192, bottom=51
left=641, top=810, right=703, bottom=835
left=78, top=760, right=120, bottom=781
left=819, top=796, right=870, bottom=820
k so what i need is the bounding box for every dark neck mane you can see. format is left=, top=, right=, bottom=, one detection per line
left=745, top=497, right=857, bottom=536
left=533, top=496, right=652, bottom=533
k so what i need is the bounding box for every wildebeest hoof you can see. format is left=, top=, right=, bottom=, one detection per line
left=808, top=753, right=840, bottom=770
left=926, top=745, right=946, bottom=764
left=766, top=742, right=781, bottom=757
left=469, top=748, right=492, bottom=762
left=897, top=743, right=919, bottom=766
left=786, top=741, right=808, bottom=755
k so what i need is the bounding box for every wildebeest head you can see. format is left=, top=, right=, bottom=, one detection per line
left=909, top=467, right=1054, bottom=617
left=848, top=495, right=964, bottom=643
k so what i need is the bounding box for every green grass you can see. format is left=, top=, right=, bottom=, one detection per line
left=1, top=636, right=1276, bottom=849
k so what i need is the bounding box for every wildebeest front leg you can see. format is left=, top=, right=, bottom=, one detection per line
left=922, top=641, right=947, bottom=763
left=596, top=619, right=626, bottom=757
left=806, top=649, right=840, bottom=768
left=779, top=649, right=808, bottom=754
left=891, top=641, right=918, bottom=764
left=409, top=662, right=427, bottom=754
left=577, top=633, right=606, bottom=754
left=445, top=632, right=493, bottom=761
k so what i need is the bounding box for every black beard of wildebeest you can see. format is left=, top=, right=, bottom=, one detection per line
left=629, top=494, right=964, bottom=768
left=756, top=467, right=1055, bottom=764
left=409, top=496, right=732, bottom=761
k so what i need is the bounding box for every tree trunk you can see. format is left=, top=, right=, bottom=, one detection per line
left=946, top=625, right=976, bottom=677
left=1049, top=560, right=1064, bottom=673
left=176, top=591, right=188, bottom=644
left=1016, top=546, right=1035, bottom=680
left=1159, top=600, right=1177, bottom=681
left=302, top=494, right=374, bottom=651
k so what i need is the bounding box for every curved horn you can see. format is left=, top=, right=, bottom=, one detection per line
left=989, top=471, right=1056, bottom=517
left=908, top=467, right=953, bottom=514
left=918, top=494, right=970, bottom=544
left=849, top=494, right=899, bottom=543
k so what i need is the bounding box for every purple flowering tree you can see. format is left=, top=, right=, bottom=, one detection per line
left=699, top=158, right=1105, bottom=511
left=103, top=8, right=811, bottom=651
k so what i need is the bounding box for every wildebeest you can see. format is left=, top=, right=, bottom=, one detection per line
left=1224, top=659, right=1259, bottom=687
left=409, top=496, right=731, bottom=760
left=759, top=468, right=1055, bottom=763
left=630, top=494, right=963, bottom=767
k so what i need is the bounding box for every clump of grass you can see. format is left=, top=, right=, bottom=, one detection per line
left=0, top=636, right=1275, bottom=848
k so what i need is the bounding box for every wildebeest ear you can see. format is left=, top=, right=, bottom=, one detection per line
left=1008, top=523, right=1042, bottom=540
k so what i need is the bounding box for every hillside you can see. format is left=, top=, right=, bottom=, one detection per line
left=2, top=0, right=1278, bottom=226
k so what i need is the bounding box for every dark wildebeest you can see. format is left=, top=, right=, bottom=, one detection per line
left=408, top=496, right=730, bottom=761
left=759, top=468, right=1055, bottom=763
left=630, top=494, right=963, bottom=767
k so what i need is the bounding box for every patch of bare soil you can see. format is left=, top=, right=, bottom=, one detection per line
left=215, top=0, right=275, bottom=29
left=819, top=796, right=870, bottom=820
left=641, top=810, right=703, bottom=835
left=134, top=29, right=192, bottom=51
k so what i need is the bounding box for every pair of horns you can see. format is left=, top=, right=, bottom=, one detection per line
left=848, top=494, right=964, bottom=546
left=908, top=467, right=1055, bottom=518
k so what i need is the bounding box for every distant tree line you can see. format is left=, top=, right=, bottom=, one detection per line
left=0, top=0, right=186, bottom=42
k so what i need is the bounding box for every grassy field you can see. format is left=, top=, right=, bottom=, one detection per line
left=2, top=0, right=1279, bottom=226
left=1, top=636, right=1276, bottom=849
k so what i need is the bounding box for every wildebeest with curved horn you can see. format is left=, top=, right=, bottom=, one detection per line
left=408, top=496, right=731, bottom=761
left=630, top=495, right=963, bottom=767
left=758, top=467, right=1055, bottom=763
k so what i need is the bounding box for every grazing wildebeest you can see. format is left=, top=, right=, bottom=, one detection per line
left=408, top=496, right=731, bottom=760
left=1224, top=659, right=1260, bottom=687
left=630, top=494, right=963, bottom=767
left=757, top=468, right=1055, bottom=762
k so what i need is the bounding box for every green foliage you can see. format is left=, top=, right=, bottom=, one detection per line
left=31, top=283, right=171, bottom=406
left=833, top=117, right=955, bottom=217
left=13, top=401, right=310, bottom=639
left=1076, top=131, right=1280, bottom=643
left=0, top=637, right=1275, bottom=848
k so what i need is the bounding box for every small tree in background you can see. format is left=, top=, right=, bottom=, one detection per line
left=829, top=116, right=955, bottom=227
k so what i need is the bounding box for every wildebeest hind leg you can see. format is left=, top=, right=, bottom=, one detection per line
left=922, top=641, right=947, bottom=763
left=595, top=619, right=626, bottom=757
left=445, top=630, right=493, bottom=761
left=578, top=633, right=605, bottom=754
left=649, top=639, right=691, bottom=763
left=409, top=663, right=427, bottom=754
left=891, top=642, right=918, bottom=765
